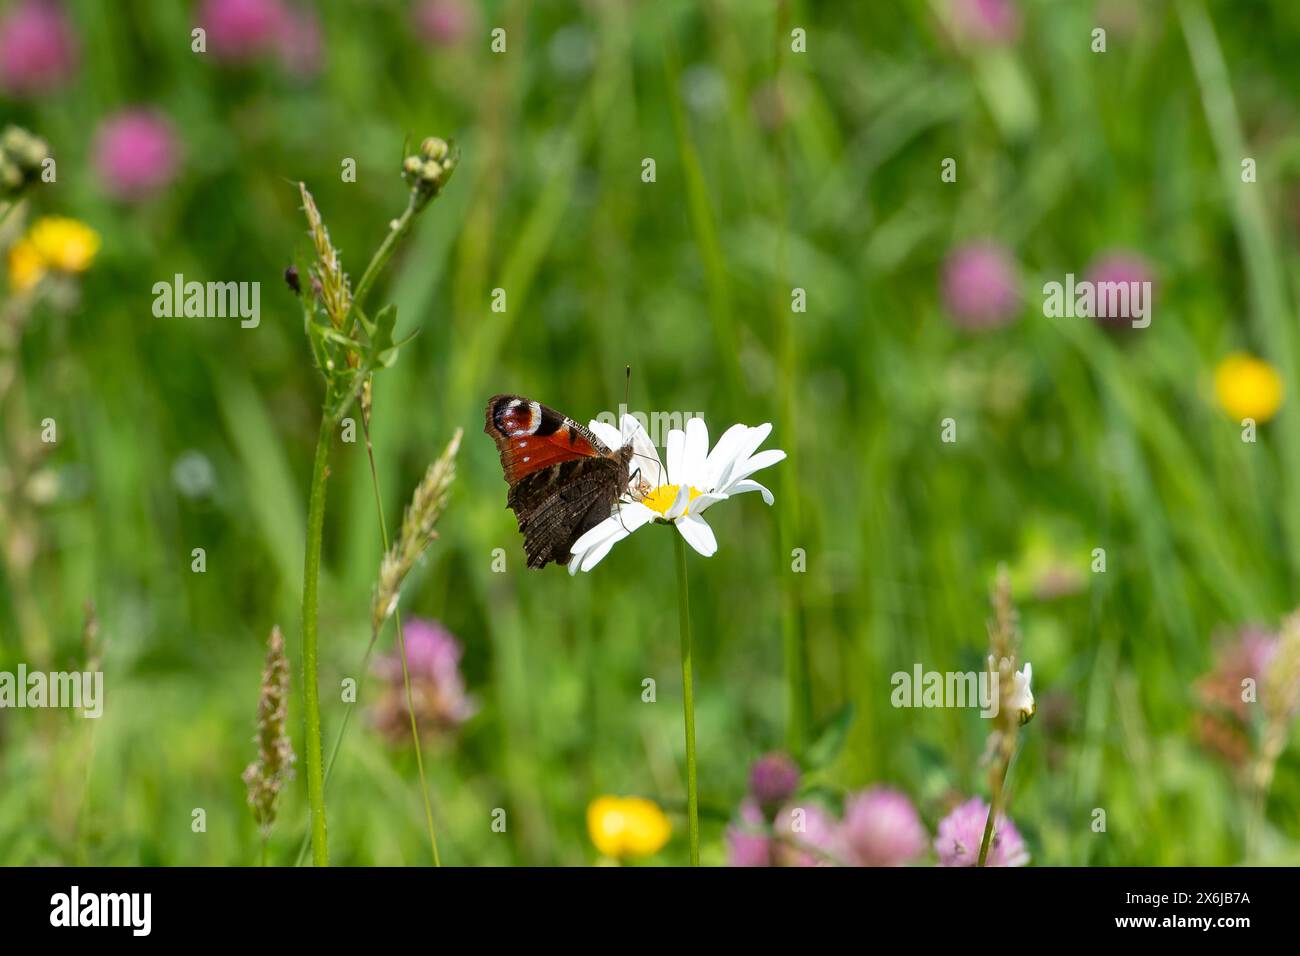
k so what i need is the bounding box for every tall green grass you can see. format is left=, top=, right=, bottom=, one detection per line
left=2, top=0, right=1300, bottom=865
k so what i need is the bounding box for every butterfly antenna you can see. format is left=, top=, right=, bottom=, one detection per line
left=619, top=367, right=666, bottom=502
left=631, top=451, right=662, bottom=489
left=619, top=365, right=632, bottom=446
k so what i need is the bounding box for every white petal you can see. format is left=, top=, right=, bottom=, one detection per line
left=573, top=504, right=659, bottom=573
left=578, top=533, right=623, bottom=572
left=587, top=419, right=623, bottom=453
left=568, top=519, right=625, bottom=575
left=726, top=478, right=775, bottom=505
left=612, top=502, right=659, bottom=533
left=676, top=513, right=717, bottom=556
left=569, top=503, right=657, bottom=557
left=665, top=428, right=686, bottom=485
left=664, top=484, right=691, bottom=520
left=688, top=491, right=729, bottom=515
left=715, top=424, right=774, bottom=489
left=679, top=416, right=709, bottom=488
left=722, top=448, right=786, bottom=490
left=623, top=414, right=664, bottom=486
left=570, top=515, right=624, bottom=555
left=703, top=422, right=751, bottom=489
left=733, top=422, right=774, bottom=466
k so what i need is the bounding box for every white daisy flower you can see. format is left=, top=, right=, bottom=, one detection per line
left=568, top=414, right=786, bottom=574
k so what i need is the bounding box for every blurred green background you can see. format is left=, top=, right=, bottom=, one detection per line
left=3, top=0, right=1300, bottom=865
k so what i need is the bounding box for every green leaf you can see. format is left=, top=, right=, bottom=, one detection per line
left=316, top=326, right=358, bottom=350
left=378, top=327, right=420, bottom=369
left=353, top=301, right=376, bottom=338
left=369, top=304, right=397, bottom=354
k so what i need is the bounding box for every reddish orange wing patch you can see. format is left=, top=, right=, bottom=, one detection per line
left=496, top=428, right=603, bottom=481
left=485, top=394, right=609, bottom=482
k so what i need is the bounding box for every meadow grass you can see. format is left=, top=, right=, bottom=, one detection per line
left=1, top=0, right=1299, bottom=866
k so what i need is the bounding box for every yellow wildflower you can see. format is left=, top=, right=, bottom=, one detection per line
left=26, top=216, right=100, bottom=273
left=7, top=238, right=45, bottom=291
left=587, top=796, right=671, bottom=860
left=1214, top=353, right=1283, bottom=423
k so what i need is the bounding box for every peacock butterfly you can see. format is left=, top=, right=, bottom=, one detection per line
left=485, top=394, right=637, bottom=568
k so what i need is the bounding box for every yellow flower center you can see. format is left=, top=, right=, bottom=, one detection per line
left=640, top=483, right=703, bottom=517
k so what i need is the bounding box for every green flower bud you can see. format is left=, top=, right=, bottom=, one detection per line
left=0, top=125, right=24, bottom=153
left=1, top=125, right=50, bottom=172
left=1, top=158, right=22, bottom=192
left=420, top=137, right=449, bottom=162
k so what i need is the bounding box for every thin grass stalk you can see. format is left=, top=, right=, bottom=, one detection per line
left=391, top=606, right=442, bottom=866
left=360, top=398, right=441, bottom=866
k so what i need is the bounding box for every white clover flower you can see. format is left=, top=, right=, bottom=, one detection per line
left=568, top=414, right=786, bottom=574
left=1006, top=660, right=1035, bottom=725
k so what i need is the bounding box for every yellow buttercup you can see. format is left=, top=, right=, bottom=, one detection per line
left=27, top=216, right=100, bottom=273
left=7, top=238, right=44, bottom=291
left=6, top=216, right=100, bottom=292
left=1214, top=353, right=1283, bottom=423
left=587, top=795, right=671, bottom=860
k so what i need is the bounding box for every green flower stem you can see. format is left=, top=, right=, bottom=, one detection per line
left=977, top=744, right=1014, bottom=867
left=293, top=630, right=378, bottom=867
left=345, top=190, right=426, bottom=337
left=301, top=411, right=333, bottom=866
left=674, top=533, right=700, bottom=866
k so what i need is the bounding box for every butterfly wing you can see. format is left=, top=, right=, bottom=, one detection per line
left=511, top=458, right=625, bottom=567
left=485, top=394, right=628, bottom=568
